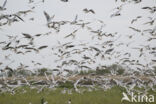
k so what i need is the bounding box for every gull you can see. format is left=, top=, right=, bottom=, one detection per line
left=35, top=34, right=42, bottom=37
left=29, top=17, right=34, bottom=21
left=64, top=29, right=78, bottom=39
left=74, top=14, right=78, bottom=22
left=6, top=14, right=24, bottom=25
left=29, top=0, right=34, bottom=3
left=5, top=42, right=11, bottom=48
left=0, top=41, right=6, bottom=44
left=43, top=11, right=55, bottom=25
left=83, top=8, right=95, bottom=14
left=105, top=48, right=114, bottom=54
left=22, top=76, right=30, bottom=86
left=44, top=72, right=50, bottom=81
left=65, top=45, right=75, bottom=49
left=60, top=0, right=68, bottom=2
left=110, top=11, right=120, bottom=17
left=71, top=14, right=78, bottom=24
left=90, top=46, right=101, bottom=52
left=82, top=55, right=91, bottom=60
left=74, top=77, right=83, bottom=92
left=135, top=0, right=142, bottom=3
left=17, top=45, right=28, bottom=48
left=143, top=17, right=155, bottom=25
left=51, top=73, right=55, bottom=83
left=38, top=45, right=48, bottom=50
left=22, top=33, right=32, bottom=39
left=18, top=10, right=32, bottom=15
left=131, top=16, right=142, bottom=24
left=129, top=26, right=141, bottom=32
left=13, top=14, right=24, bottom=22
left=76, top=22, right=91, bottom=28
left=110, top=4, right=125, bottom=17
left=50, top=73, right=57, bottom=88
left=0, top=0, right=7, bottom=11
left=152, top=60, right=156, bottom=62
left=142, top=6, right=156, bottom=13
left=16, top=51, right=24, bottom=55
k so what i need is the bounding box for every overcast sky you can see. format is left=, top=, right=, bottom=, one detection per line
left=0, top=0, right=155, bottom=71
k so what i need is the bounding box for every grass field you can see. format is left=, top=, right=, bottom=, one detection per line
left=0, top=86, right=156, bottom=104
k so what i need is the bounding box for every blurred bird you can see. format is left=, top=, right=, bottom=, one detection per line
left=22, top=33, right=32, bottom=39
left=129, top=27, right=141, bottom=32
left=110, top=11, right=120, bottom=17
left=29, top=0, right=34, bottom=3
left=131, top=16, right=142, bottom=24
left=38, top=45, right=48, bottom=50
left=0, top=0, right=7, bottom=11
left=83, top=8, right=95, bottom=14
left=61, top=0, right=68, bottom=2
left=43, top=11, right=55, bottom=24
left=142, top=6, right=156, bottom=13
left=143, top=17, right=155, bottom=25
left=64, top=29, right=78, bottom=39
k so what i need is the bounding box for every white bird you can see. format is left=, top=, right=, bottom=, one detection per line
left=51, top=73, right=55, bottom=84
left=22, top=76, right=30, bottom=86
left=44, top=72, right=50, bottom=81
left=74, top=77, right=83, bottom=92
left=43, top=11, right=55, bottom=24
left=49, top=73, right=57, bottom=88
left=0, top=0, right=7, bottom=11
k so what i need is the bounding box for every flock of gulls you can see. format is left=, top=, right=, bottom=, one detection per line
left=0, top=0, right=156, bottom=103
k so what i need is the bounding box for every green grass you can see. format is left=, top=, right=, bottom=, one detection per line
left=0, top=86, right=156, bottom=104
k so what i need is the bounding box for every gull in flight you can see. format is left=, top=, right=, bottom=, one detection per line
left=43, top=11, right=55, bottom=25
left=0, top=0, right=7, bottom=11
left=60, top=0, right=68, bottom=2
left=83, top=8, right=95, bottom=14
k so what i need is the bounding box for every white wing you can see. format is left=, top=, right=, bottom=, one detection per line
left=2, top=0, right=7, bottom=8
left=44, top=11, right=50, bottom=22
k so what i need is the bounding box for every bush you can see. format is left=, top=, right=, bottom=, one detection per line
left=58, top=81, right=74, bottom=88
left=117, top=68, right=125, bottom=75
left=38, top=68, right=48, bottom=76
left=79, top=70, right=95, bottom=75
left=7, top=71, right=13, bottom=77
left=153, top=66, right=156, bottom=74
left=96, top=69, right=110, bottom=75
left=95, top=64, right=125, bottom=75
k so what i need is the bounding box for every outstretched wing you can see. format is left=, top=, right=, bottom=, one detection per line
left=14, top=14, right=24, bottom=22
left=2, top=0, right=7, bottom=8
left=73, top=14, right=78, bottom=22
left=44, top=11, right=50, bottom=22
left=90, top=9, right=95, bottom=14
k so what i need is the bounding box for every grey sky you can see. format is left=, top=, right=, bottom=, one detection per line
left=0, top=0, right=155, bottom=71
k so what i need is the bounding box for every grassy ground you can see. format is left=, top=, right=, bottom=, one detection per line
left=0, top=86, right=156, bottom=104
